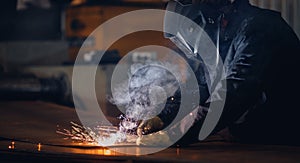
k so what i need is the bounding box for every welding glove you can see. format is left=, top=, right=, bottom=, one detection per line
left=136, top=130, right=171, bottom=146
left=137, top=116, right=164, bottom=136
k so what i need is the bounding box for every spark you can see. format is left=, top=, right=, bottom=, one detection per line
left=8, top=141, right=15, bottom=149
left=56, top=121, right=137, bottom=146
left=57, top=62, right=183, bottom=146
left=37, top=143, right=42, bottom=151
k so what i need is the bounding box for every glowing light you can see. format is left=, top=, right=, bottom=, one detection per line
left=97, top=133, right=119, bottom=146
left=57, top=122, right=132, bottom=147
left=8, top=141, right=15, bottom=149
left=104, top=149, right=112, bottom=155
left=58, top=62, right=184, bottom=147
left=37, top=143, right=42, bottom=151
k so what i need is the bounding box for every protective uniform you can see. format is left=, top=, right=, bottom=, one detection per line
left=142, top=0, right=300, bottom=145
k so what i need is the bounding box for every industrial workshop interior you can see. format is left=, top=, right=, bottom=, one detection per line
left=1, top=0, right=300, bottom=162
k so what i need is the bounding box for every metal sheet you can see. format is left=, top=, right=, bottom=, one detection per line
left=1, top=101, right=300, bottom=163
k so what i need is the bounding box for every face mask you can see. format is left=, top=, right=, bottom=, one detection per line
left=164, top=0, right=223, bottom=59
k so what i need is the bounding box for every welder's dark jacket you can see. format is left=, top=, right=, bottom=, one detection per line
left=160, top=0, right=300, bottom=145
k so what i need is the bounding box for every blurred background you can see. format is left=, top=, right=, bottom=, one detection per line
left=0, top=0, right=171, bottom=118
left=0, top=0, right=300, bottom=107
left=0, top=1, right=300, bottom=162
left=0, top=0, right=299, bottom=117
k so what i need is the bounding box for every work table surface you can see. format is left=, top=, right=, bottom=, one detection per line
left=1, top=101, right=300, bottom=163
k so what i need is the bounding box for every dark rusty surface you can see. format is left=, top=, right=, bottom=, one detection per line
left=1, top=101, right=300, bottom=163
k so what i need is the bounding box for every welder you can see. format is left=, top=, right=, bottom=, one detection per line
left=137, top=0, right=300, bottom=146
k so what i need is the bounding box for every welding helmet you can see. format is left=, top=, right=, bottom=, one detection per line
left=164, top=0, right=225, bottom=59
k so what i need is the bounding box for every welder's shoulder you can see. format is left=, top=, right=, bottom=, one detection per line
left=239, top=7, right=284, bottom=35
left=237, top=7, right=290, bottom=41
left=248, top=7, right=300, bottom=45
left=254, top=8, right=282, bottom=20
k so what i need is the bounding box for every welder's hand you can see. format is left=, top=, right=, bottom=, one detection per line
left=136, top=131, right=171, bottom=146
left=137, top=116, right=164, bottom=136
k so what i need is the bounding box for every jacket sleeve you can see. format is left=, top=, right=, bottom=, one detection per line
left=157, top=58, right=210, bottom=128
left=212, top=16, right=275, bottom=131
left=175, top=15, right=278, bottom=145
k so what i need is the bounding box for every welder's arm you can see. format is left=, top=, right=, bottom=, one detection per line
left=210, top=25, right=273, bottom=132
left=137, top=20, right=274, bottom=145
left=175, top=23, right=275, bottom=145
left=137, top=79, right=209, bottom=134
left=137, top=91, right=181, bottom=136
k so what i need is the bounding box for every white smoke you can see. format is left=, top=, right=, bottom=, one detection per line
left=109, top=61, right=187, bottom=132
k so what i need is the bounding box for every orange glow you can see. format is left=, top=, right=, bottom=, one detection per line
left=37, top=143, right=42, bottom=151
left=176, top=147, right=180, bottom=156
left=65, top=147, right=120, bottom=156
left=104, top=149, right=112, bottom=155
left=97, top=133, right=119, bottom=146
left=8, top=141, right=15, bottom=149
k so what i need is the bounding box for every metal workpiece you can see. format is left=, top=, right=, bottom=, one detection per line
left=0, top=73, right=70, bottom=104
